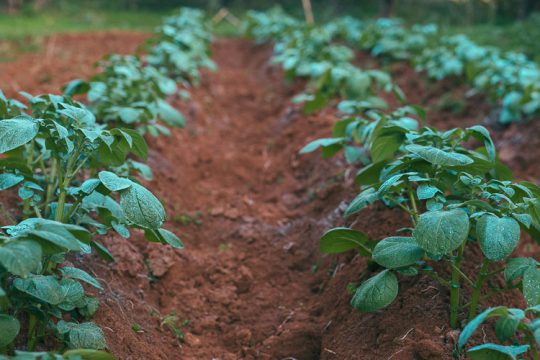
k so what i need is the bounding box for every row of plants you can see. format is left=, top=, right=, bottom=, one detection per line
left=243, top=7, right=540, bottom=125
left=242, top=8, right=404, bottom=115
left=303, top=106, right=540, bottom=358
left=326, top=16, right=540, bottom=124
left=241, top=7, right=540, bottom=359
left=0, top=7, right=214, bottom=359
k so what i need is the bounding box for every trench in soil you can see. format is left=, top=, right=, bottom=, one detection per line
left=2, top=33, right=540, bottom=360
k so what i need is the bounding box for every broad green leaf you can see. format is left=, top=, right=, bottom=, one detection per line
left=523, top=267, right=540, bottom=306
left=0, top=117, right=38, bottom=154
left=416, top=183, right=440, bottom=200
left=355, top=161, right=388, bottom=186
left=459, top=307, right=508, bottom=349
left=505, top=257, right=538, bottom=283
left=466, top=344, right=529, bottom=360
left=345, top=188, right=379, bottom=216
left=60, top=266, right=103, bottom=290
left=0, top=173, right=24, bottom=191
left=405, top=144, right=473, bottom=166
left=63, top=349, right=115, bottom=360
left=118, top=107, right=141, bottom=124
left=28, top=225, right=85, bottom=252
left=14, top=275, right=64, bottom=305
left=351, top=270, right=398, bottom=312
left=468, top=125, right=496, bottom=162
left=477, top=214, right=520, bottom=261
left=57, top=321, right=107, bottom=349
left=98, top=171, right=132, bottom=192
left=299, top=138, right=344, bottom=154
left=0, top=240, right=42, bottom=277
left=119, top=182, right=166, bottom=229
left=158, top=99, right=186, bottom=128
left=371, top=134, right=401, bottom=163
left=0, top=314, right=20, bottom=347
left=414, top=209, right=470, bottom=256
left=372, top=236, right=424, bottom=269
left=495, top=310, right=524, bottom=341
left=320, top=227, right=372, bottom=255
left=58, top=278, right=85, bottom=310
left=151, top=228, right=184, bottom=249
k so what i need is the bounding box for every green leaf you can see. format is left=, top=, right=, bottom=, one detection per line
left=345, top=188, right=379, bottom=216
left=371, top=134, right=401, bottom=163
left=414, top=209, right=470, bottom=256
left=0, top=173, right=24, bottom=191
left=523, top=267, right=540, bottom=307
left=477, top=214, right=520, bottom=261
left=60, top=266, right=103, bottom=290
left=63, top=349, right=114, bottom=360
left=57, top=321, right=107, bottom=350
left=495, top=310, right=524, bottom=341
left=0, top=240, right=41, bottom=277
left=405, top=144, right=473, bottom=166
left=156, top=228, right=184, bottom=249
left=459, top=307, right=508, bottom=349
left=0, top=117, right=39, bottom=154
left=98, top=171, right=133, bottom=192
left=158, top=99, right=185, bottom=128
left=299, top=138, right=344, bottom=154
left=468, top=125, right=496, bottom=162
left=0, top=315, right=20, bottom=347
left=351, top=270, right=398, bottom=312
left=466, top=344, right=529, bottom=360
left=416, top=183, right=440, bottom=200
left=355, top=161, right=388, bottom=186
left=373, top=236, right=424, bottom=269
left=320, top=227, right=372, bottom=255
left=119, top=182, right=166, bottom=229
left=14, top=275, right=64, bottom=305
left=504, top=257, right=538, bottom=283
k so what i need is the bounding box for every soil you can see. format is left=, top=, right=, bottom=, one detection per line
left=0, top=32, right=539, bottom=360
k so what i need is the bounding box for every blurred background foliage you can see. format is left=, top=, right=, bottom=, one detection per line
left=0, top=0, right=540, bottom=61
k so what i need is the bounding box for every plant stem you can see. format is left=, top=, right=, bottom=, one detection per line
left=408, top=190, right=419, bottom=224
left=22, top=142, right=35, bottom=218
left=27, top=314, right=37, bottom=351
left=449, top=242, right=466, bottom=329
left=468, top=259, right=491, bottom=321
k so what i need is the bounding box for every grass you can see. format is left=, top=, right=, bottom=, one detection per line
left=0, top=9, right=164, bottom=41
left=444, top=13, right=540, bottom=63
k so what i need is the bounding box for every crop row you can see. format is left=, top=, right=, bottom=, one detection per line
left=245, top=7, right=540, bottom=125
left=243, top=9, right=540, bottom=359
left=0, top=8, right=213, bottom=360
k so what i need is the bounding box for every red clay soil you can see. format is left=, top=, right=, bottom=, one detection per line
left=1, top=33, right=539, bottom=360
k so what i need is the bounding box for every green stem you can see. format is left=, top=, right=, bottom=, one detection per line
left=22, top=142, right=35, bottom=218
left=54, top=150, right=80, bottom=222
left=408, top=190, right=419, bottom=224
left=468, top=259, right=491, bottom=321
left=27, top=314, right=38, bottom=351
left=449, top=242, right=466, bottom=329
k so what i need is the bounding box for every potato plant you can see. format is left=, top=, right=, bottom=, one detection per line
left=311, top=108, right=540, bottom=329
left=242, top=10, right=403, bottom=114
left=325, top=15, right=540, bottom=124
left=64, top=55, right=185, bottom=137
left=146, top=7, right=216, bottom=85
left=0, top=92, right=181, bottom=354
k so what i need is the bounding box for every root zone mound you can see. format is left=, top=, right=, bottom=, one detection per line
left=1, top=33, right=539, bottom=360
